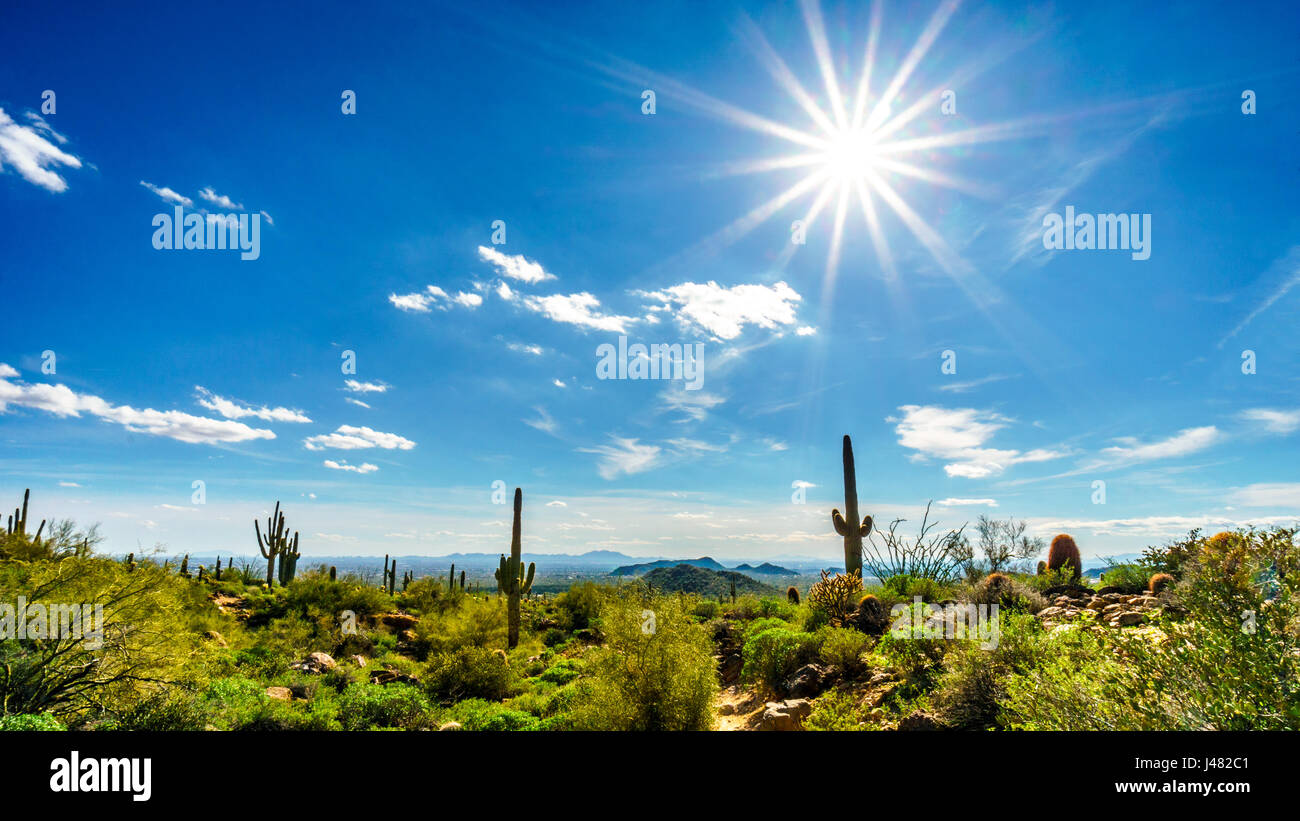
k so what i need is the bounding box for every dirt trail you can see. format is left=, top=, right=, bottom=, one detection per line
left=715, top=686, right=761, bottom=731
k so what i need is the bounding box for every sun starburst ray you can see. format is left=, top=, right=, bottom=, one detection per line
left=864, top=0, right=963, bottom=133
left=849, top=0, right=884, bottom=131
left=738, top=15, right=840, bottom=137
left=801, top=0, right=851, bottom=131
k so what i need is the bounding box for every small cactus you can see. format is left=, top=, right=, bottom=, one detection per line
left=855, top=593, right=888, bottom=635
left=215, top=556, right=222, bottom=581
left=786, top=585, right=800, bottom=605
left=125, top=552, right=135, bottom=572
left=459, top=570, right=466, bottom=590
left=329, top=565, right=337, bottom=581
left=1036, top=560, right=1046, bottom=575
left=179, top=555, right=190, bottom=578
left=1148, top=572, right=1174, bottom=594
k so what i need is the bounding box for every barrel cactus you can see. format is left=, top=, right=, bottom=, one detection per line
left=1148, top=572, right=1174, bottom=594
left=1047, top=534, right=1082, bottom=582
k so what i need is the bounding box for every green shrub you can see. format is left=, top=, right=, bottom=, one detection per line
left=0, top=713, right=64, bottom=731
left=816, top=626, right=870, bottom=676
left=1099, top=563, right=1147, bottom=593
left=423, top=646, right=516, bottom=704
left=337, top=682, right=436, bottom=730
left=537, top=658, right=584, bottom=686
left=740, top=627, right=820, bottom=694
left=554, top=581, right=604, bottom=631
left=446, top=698, right=540, bottom=731
left=112, top=692, right=208, bottom=731
left=569, top=590, right=716, bottom=730
left=805, top=690, right=873, bottom=731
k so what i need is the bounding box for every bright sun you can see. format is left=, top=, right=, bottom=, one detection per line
left=666, top=0, right=1001, bottom=286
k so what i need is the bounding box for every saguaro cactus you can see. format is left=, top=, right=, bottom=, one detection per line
left=831, top=435, right=873, bottom=579
left=494, top=488, right=535, bottom=649
left=329, top=565, right=337, bottom=581
left=449, top=564, right=456, bottom=592
left=255, top=501, right=297, bottom=588
left=277, top=532, right=301, bottom=585
left=215, top=556, right=222, bottom=581
left=387, top=560, right=397, bottom=595
left=459, top=570, right=466, bottom=590
left=179, top=554, right=190, bottom=577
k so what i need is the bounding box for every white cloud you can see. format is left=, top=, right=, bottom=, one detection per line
left=0, top=365, right=273, bottom=444
left=578, top=437, right=663, bottom=480
left=1229, top=483, right=1300, bottom=508
left=496, top=281, right=516, bottom=301
left=638, top=280, right=802, bottom=340
left=522, top=292, right=634, bottom=333
left=323, top=459, right=379, bottom=474
left=796, top=326, right=817, bottom=336
left=344, top=379, right=388, bottom=394
left=1090, top=426, right=1220, bottom=469
left=389, top=284, right=480, bottom=312
left=507, top=342, right=543, bottom=355
left=1032, top=513, right=1298, bottom=540
left=0, top=364, right=18, bottom=379
left=665, top=437, right=728, bottom=453
left=0, top=108, right=83, bottom=192
left=937, top=497, right=999, bottom=507
left=477, top=246, right=556, bottom=283
left=304, top=425, right=415, bottom=451
left=890, top=404, right=1065, bottom=479
left=344, top=397, right=371, bottom=409
left=546, top=500, right=567, bottom=507
left=139, top=180, right=192, bottom=206
left=792, top=480, right=816, bottom=489
left=1241, top=408, right=1300, bottom=435
left=195, top=387, right=311, bottom=423
left=552, top=379, right=567, bottom=388
left=523, top=406, right=557, bottom=435
left=659, top=388, right=725, bottom=422
left=937, top=374, right=1012, bottom=393
left=58, top=481, right=80, bottom=487
left=198, top=186, right=243, bottom=209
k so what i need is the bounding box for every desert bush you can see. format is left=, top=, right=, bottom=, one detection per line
left=881, top=573, right=947, bottom=602
left=933, top=612, right=1045, bottom=729
left=554, top=581, right=603, bottom=631
left=966, top=574, right=1046, bottom=613
left=0, top=712, right=64, bottom=731
left=446, top=698, right=539, bottom=731
left=1148, top=572, right=1175, bottom=594
left=337, top=682, right=436, bottom=730
left=740, top=627, right=820, bottom=694
left=805, top=689, right=873, bottom=731
left=816, top=626, right=870, bottom=676
left=424, top=646, right=517, bottom=704
left=537, top=658, right=585, bottom=686
left=569, top=590, right=716, bottom=730
left=110, top=691, right=208, bottom=731
left=1099, top=563, right=1147, bottom=593
left=871, top=630, right=946, bottom=693
left=411, top=597, right=507, bottom=659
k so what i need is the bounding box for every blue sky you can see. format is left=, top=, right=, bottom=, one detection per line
left=1, top=0, right=1297, bottom=563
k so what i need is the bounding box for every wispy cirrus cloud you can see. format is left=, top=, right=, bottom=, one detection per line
left=1219, top=245, right=1300, bottom=348
left=323, top=459, right=379, bottom=474
left=140, top=180, right=192, bottom=206
left=1085, top=426, right=1220, bottom=470
left=0, top=109, right=83, bottom=192
left=344, top=379, right=388, bottom=394
left=1240, top=408, right=1300, bottom=435
left=304, top=425, right=415, bottom=451
left=0, top=364, right=273, bottom=444
left=578, top=437, right=663, bottom=479
left=195, top=386, right=311, bottom=423
left=198, top=186, right=242, bottom=209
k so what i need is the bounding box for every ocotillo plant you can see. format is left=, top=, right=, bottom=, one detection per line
left=277, top=532, right=301, bottom=585
left=256, top=502, right=296, bottom=587
left=494, top=487, right=535, bottom=649
left=831, top=435, right=873, bottom=579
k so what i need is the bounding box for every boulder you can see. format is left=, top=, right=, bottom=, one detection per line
left=754, top=699, right=812, bottom=731
left=897, top=710, right=944, bottom=731
left=784, top=664, right=829, bottom=699
left=350, top=655, right=367, bottom=667
left=265, top=686, right=292, bottom=701
left=378, top=612, right=420, bottom=631
left=438, top=721, right=463, bottom=731
left=290, top=651, right=337, bottom=674
left=202, top=630, right=228, bottom=647
left=1113, top=611, right=1144, bottom=627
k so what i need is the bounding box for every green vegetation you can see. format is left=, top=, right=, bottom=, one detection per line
left=639, top=564, right=777, bottom=598
left=1, top=486, right=1296, bottom=732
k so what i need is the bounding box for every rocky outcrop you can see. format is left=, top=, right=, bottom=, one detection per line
left=289, top=651, right=337, bottom=674
left=1034, top=590, right=1161, bottom=630
left=753, top=699, right=812, bottom=731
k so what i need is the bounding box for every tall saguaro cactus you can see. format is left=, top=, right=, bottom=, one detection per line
left=494, top=488, right=535, bottom=649
left=255, top=501, right=298, bottom=588
left=831, top=435, right=873, bottom=579
left=277, top=531, right=301, bottom=585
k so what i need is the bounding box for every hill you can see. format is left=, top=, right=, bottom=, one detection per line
left=611, top=556, right=727, bottom=576
left=640, top=564, right=780, bottom=597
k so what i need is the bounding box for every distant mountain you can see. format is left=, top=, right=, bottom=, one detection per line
left=641, top=564, right=779, bottom=597
left=611, top=556, right=727, bottom=576
left=748, top=562, right=795, bottom=575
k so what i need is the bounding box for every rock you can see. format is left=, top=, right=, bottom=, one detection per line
left=400, top=629, right=418, bottom=643
left=265, top=686, right=292, bottom=701
left=1113, top=611, right=1144, bottom=627
left=754, top=699, right=812, bottom=731
left=897, top=710, right=944, bottom=731
left=718, top=702, right=737, bottom=716
left=378, top=612, right=420, bottom=631
left=350, top=655, right=367, bottom=667
left=1094, top=586, right=1125, bottom=596
left=202, top=630, right=228, bottom=647
left=370, top=668, right=420, bottom=686
left=718, top=653, right=742, bottom=684
left=866, top=670, right=895, bottom=686
left=290, top=651, right=337, bottom=674
left=1102, top=603, right=1126, bottom=616
left=784, top=664, right=828, bottom=699
left=866, top=683, right=899, bottom=708
left=438, top=721, right=463, bottom=731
